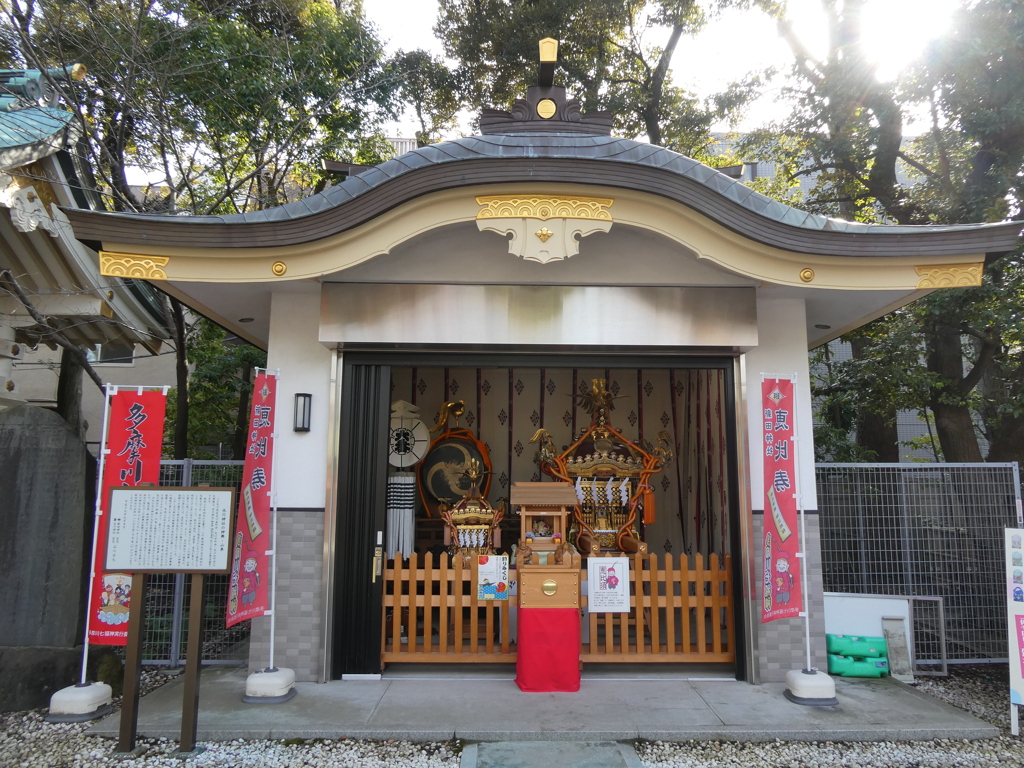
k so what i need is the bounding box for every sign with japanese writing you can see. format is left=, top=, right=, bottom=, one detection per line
left=1006, top=528, right=1024, bottom=723
left=105, top=487, right=235, bottom=572
left=477, top=555, right=509, bottom=600
left=88, top=388, right=167, bottom=646
left=760, top=377, right=802, bottom=623
left=226, top=371, right=277, bottom=628
left=588, top=556, right=630, bottom=613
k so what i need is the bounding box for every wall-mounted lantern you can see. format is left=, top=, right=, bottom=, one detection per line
left=294, top=393, right=312, bottom=432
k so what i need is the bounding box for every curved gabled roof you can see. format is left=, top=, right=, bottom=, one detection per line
left=64, top=132, right=1022, bottom=258
left=0, top=105, right=80, bottom=170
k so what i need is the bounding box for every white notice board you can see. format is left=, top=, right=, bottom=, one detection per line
left=1006, top=528, right=1024, bottom=735
left=105, top=487, right=236, bottom=573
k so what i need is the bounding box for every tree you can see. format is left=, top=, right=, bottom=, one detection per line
left=746, top=0, right=1024, bottom=463
left=5, top=0, right=396, bottom=455
left=435, top=0, right=762, bottom=160
left=391, top=49, right=462, bottom=147
left=8, top=0, right=399, bottom=214
left=163, top=315, right=267, bottom=459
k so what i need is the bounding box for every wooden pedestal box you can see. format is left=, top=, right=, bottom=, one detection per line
left=518, top=567, right=580, bottom=609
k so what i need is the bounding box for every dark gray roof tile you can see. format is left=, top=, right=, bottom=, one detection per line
left=682, top=163, right=716, bottom=184
left=63, top=129, right=1024, bottom=260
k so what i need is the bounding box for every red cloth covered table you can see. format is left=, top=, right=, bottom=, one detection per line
left=515, top=607, right=580, bottom=692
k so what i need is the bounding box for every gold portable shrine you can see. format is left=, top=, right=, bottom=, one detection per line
left=531, top=379, right=673, bottom=554
left=440, top=458, right=503, bottom=557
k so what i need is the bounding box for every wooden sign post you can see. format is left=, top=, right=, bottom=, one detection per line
left=106, top=486, right=236, bottom=757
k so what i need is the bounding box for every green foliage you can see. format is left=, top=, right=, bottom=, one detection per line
left=164, top=317, right=266, bottom=458
left=14, top=0, right=399, bottom=214
left=435, top=0, right=762, bottom=150
left=391, top=49, right=463, bottom=146
left=749, top=0, right=1024, bottom=463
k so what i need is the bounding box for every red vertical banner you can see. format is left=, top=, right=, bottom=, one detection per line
left=87, top=389, right=167, bottom=645
left=226, top=371, right=276, bottom=628
left=761, top=377, right=803, bottom=623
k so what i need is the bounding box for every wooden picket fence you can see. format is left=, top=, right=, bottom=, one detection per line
left=380, top=551, right=734, bottom=665
left=581, top=552, right=734, bottom=663
left=381, top=552, right=516, bottom=663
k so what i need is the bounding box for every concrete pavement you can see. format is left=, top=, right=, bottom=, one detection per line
left=85, top=664, right=999, bottom=744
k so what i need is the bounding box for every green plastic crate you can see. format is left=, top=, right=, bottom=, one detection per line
left=825, top=634, right=887, bottom=658
left=827, top=653, right=889, bottom=678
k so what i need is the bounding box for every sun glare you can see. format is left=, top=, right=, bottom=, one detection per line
left=860, top=0, right=959, bottom=81
left=782, top=0, right=960, bottom=82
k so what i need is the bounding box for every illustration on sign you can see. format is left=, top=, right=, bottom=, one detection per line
left=477, top=555, right=509, bottom=600
left=588, top=556, right=630, bottom=613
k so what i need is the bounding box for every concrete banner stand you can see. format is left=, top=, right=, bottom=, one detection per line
left=244, top=667, right=297, bottom=704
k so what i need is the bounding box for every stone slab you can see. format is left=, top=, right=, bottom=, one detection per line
left=0, top=405, right=87, bottom=649
left=467, top=741, right=644, bottom=768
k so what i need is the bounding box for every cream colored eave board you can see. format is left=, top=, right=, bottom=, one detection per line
left=97, top=183, right=986, bottom=292
left=807, top=289, right=933, bottom=350
left=160, top=281, right=267, bottom=350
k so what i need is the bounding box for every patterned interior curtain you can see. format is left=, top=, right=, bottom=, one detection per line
left=389, top=366, right=730, bottom=556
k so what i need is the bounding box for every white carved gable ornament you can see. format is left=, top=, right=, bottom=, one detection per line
left=475, top=195, right=613, bottom=264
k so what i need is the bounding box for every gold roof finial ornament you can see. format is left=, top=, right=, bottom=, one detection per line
left=538, top=38, right=558, bottom=88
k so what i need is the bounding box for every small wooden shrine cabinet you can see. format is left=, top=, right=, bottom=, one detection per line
left=511, top=481, right=580, bottom=609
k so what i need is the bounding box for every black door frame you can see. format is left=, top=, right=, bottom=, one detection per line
left=331, top=349, right=748, bottom=681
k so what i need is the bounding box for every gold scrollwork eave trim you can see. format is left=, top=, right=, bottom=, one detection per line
left=915, top=263, right=984, bottom=289
left=475, top=195, right=613, bottom=222
left=99, top=251, right=170, bottom=281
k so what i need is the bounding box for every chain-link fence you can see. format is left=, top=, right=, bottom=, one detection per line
left=135, top=460, right=249, bottom=666
left=816, top=463, right=1021, bottom=666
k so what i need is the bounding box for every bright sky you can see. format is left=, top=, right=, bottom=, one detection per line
left=362, top=0, right=962, bottom=137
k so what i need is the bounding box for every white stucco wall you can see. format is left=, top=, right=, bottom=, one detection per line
left=744, top=296, right=818, bottom=512
left=266, top=285, right=333, bottom=509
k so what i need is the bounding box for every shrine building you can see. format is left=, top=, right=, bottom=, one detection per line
left=64, top=41, right=1022, bottom=686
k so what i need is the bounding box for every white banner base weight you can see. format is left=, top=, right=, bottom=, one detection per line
left=243, top=667, right=296, bottom=704
left=784, top=668, right=838, bottom=707
left=46, top=682, right=112, bottom=722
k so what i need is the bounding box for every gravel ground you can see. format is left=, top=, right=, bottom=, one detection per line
left=1, top=666, right=1021, bottom=767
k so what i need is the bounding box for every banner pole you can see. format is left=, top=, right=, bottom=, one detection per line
left=267, top=368, right=280, bottom=671
left=78, top=384, right=115, bottom=685
left=789, top=371, right=813, bottom=672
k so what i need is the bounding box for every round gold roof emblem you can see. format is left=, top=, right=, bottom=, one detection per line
left=537, top=99, right=557, bottom=119
left=799, top=268, right=814, bottom=283
left=272, top=261, right=287, bottom=276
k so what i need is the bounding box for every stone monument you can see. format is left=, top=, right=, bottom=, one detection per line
left=0, top=404, right=88, bottom=711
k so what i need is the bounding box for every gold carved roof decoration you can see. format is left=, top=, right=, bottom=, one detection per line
left=915, top=263, right=983, bottom=289
left=99, top=251, right=170, bottom=280
left=475, top=195, right=613, bottom=222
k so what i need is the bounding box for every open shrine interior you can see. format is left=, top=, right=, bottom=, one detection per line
left=386, top=364, right=734, bottom=563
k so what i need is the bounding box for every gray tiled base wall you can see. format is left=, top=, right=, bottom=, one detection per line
left=752, top=513, right=827, bottom=683
left=248, top=508, right=324, bottom=682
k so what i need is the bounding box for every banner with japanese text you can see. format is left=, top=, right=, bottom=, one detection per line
left=87, top=388, right=167, bottom=645
left=226, top=371, right=276, bottom=628
left=761, top=377, right=803, bottom=623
